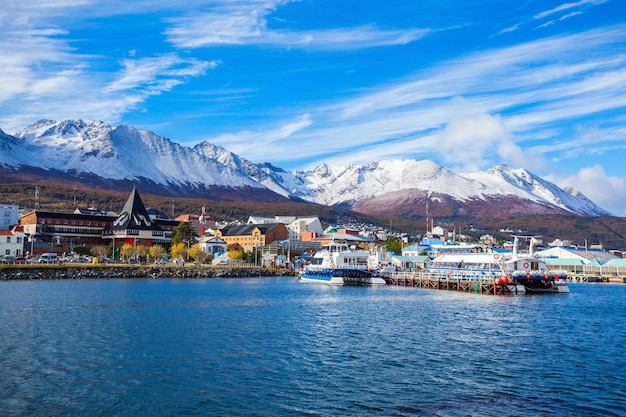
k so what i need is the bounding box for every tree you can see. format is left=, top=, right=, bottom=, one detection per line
left=91, top=245, right=108, bottom=258
left=120, top=243, right=135, bottom=261
left=188, top=243, right=207, bottom=264
left=171, top=221, right=197, bottom=246
left=150, top=244, right=165, bottom=261
left=135, top=244, right=149, bottom=257
left=170, top=242, right=187, bottom=260
left=384, top=236, right=403, bottom=255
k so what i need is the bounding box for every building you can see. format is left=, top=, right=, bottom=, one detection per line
left=20, top=209, right=114, bottom=254
left=103, top=187, right=175, bottom=252
left=198, top=236, right=227, bottom=256
left=0, top=203, right=19, bottom=230
left=19, top=187, right=179, bottom=256
left=215, top=223, right=288, bottom=252
left=248, top=215, right=324, bottom=242
left=0, top=225, right=25, bottom=257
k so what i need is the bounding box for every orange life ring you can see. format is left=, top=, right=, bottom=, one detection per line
left=494, top=254, right=499, bottom=260
left=523, top=262, right=529, bottom=269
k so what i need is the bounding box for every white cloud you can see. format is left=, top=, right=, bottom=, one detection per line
left=550, top=165, right=626, bottom=216
left=165, top=3, right=428, bottom=50
left=533, top=0, right=608, bottom=20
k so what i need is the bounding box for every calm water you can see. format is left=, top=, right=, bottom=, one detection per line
left=0, top=277, right=625, bottom=416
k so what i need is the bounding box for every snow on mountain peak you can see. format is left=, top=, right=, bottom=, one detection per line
left=0, top=119, right=611, bottom=216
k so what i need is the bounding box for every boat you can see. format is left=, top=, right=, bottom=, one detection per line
left=426, top=237, right=569, bottom=294
left=297, top=242, right=387, bottom=286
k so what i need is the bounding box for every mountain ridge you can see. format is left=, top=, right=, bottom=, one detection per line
left=0, top=118, right=613, bottom=219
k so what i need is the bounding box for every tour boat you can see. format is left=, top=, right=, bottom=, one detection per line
left=298, top=242, right=386, bottom=286
left=427, top=237, right=569, bottom=294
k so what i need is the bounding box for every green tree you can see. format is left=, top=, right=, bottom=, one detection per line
left=171, top=221, right=197, bottom=246
left=385, top=236, right=403, bottom=255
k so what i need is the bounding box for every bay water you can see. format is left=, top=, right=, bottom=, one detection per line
left=1, top=277, right=624, bottom=416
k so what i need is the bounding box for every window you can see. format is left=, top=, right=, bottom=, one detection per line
left=6, top=237, right=10, bottom=243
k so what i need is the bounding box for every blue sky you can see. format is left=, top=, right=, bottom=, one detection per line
left=1, top=0, right=626, bottom=215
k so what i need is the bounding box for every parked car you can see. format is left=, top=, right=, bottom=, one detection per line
left=38, top=253, right=59, bottom=263
left=0, top=255, right=17, bottom=264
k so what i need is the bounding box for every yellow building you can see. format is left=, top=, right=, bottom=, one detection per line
left=215, top=223, right=288, bottom=252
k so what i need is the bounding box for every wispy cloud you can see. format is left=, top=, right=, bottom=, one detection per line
left=0, top=2, right=217, bottom=132
left=212, top=24, right=626, bottom=177
left=533, top=0, right=608, bottom=20
left=164, top=2, right=428, bottom=50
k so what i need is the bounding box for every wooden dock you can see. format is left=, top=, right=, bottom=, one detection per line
left=385, top=271, right=525, bottom=295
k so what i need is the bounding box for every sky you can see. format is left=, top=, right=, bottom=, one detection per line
left=1, top=0, right=626, bottom=216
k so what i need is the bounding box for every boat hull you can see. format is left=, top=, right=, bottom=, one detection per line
left=299, top=268, right=386, bottom=286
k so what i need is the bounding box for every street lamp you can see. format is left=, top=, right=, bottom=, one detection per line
left=183, top=239, right=191, bottom=260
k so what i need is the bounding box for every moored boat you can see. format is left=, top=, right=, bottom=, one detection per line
left=297, top=242, right=386, bottom=286
left=426, top=237, right=569, bottom=294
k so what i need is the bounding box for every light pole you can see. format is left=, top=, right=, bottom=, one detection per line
left=183, top=239, right=191, bottom=260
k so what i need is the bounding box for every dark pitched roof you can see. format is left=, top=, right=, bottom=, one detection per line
left=219, top=223, right=282, bottom=237
left=110, top=187, right=163, bottom=231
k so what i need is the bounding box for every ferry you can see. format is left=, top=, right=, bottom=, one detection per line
left=427, top=237, right=569, bottom=294
left=297, top=242, right=386, bottom=286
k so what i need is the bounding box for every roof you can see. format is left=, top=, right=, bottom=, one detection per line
left=393, top=255, right=430, bottom=263
left=219, top=223, right=283, bottom=237
left=109, top=187, right=163, bottom=232
left=603, top=259, right=626, bottom=267
left=544, top=258, right=585, bottom=266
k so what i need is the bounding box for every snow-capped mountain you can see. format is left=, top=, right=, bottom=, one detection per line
left=0, top=119, right=612, bottom=218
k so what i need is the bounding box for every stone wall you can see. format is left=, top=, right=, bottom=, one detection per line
left=0, top=265, right=295, bottom=280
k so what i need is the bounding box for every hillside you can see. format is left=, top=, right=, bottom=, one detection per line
left=3, top=183, right=625, bottom=250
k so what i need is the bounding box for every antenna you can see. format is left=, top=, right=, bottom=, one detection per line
left=34, top=187, right=40, bottom=211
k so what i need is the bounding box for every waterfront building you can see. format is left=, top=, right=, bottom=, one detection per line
left=103, top=187, right=174, bottom=251
left=197, top=236, right=227, bottom=256
left=0, top=225, right=25, bottom=257
left=215, top=223, right=288, bottom=252
left=0, top=203, right=19, bottom=230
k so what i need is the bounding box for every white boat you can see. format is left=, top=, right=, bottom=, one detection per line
left=298, top=242, right=386, bottom=286
left=427, top=237, right=569, bottom=294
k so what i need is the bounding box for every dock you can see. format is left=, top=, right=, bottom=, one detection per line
left=384, top=271, right=525, bottom=295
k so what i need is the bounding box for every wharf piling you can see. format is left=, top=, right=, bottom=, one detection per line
left=385, top=271, right=525, bottom=295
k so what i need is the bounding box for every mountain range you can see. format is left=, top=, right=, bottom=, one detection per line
left=0, top=119, right=612, bottom=219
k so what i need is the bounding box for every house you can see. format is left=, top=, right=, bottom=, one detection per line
left=215, top=223, right=288, bottom=252
left=0, top=225, right=25, bottom=257
left=248, top=215, right=324, bottom=242
left=176, top=207, right=216, bottom=236
left=198, top=236, right=227, bottom=256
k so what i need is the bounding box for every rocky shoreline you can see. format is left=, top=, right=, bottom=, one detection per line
left=0, top=265, right=296, bottom=280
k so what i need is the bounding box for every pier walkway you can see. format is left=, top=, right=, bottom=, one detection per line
left=385, top=271, right=525, bottom=295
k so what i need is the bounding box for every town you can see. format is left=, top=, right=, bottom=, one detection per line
left=1, top=187, right=625, bottom=283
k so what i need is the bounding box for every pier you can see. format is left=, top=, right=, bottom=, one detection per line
left=385, top=271, right=525, bottom=295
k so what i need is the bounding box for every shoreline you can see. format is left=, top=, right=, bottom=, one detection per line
left=0, top=264, right=296, bottom=280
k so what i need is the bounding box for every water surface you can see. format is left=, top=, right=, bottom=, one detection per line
left=1, top=278, right=624, bottom=416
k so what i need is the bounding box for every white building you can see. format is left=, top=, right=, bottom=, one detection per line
left=0, top=225, right=25, bottom=257
left=198, top=236, right=227, bottom=256
left=248, top=215, right=323, bottom=241
left=0, top=203, right=19, bottom=230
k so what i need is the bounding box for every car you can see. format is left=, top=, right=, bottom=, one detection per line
left=0, top=255, right=17, bottom=264
left=38, top=253, right=59, bottom=263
